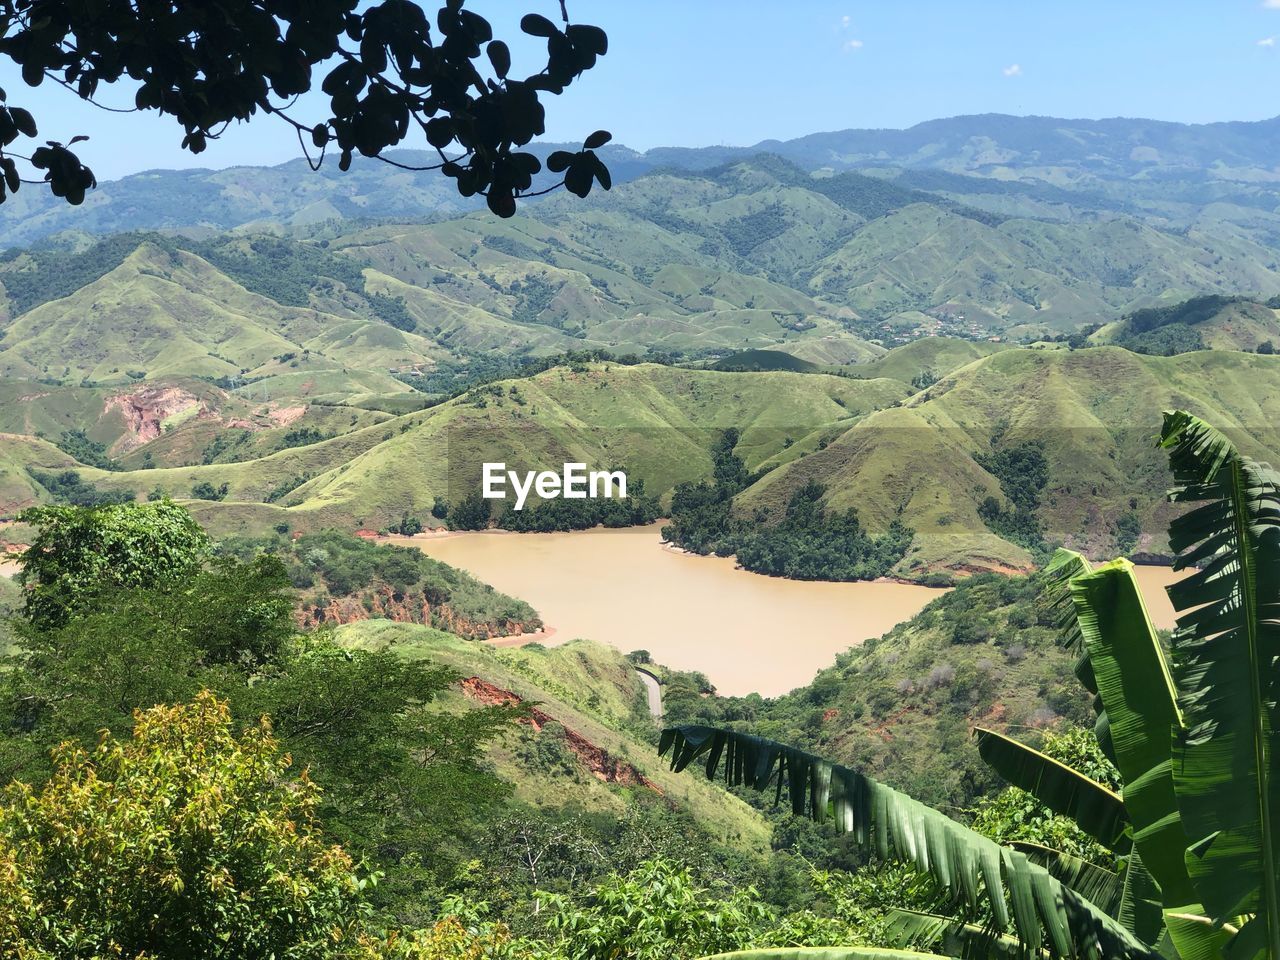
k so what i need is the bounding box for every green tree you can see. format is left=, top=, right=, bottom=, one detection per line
left=0, top=555, right=295, bottom=784
left=15, top=500, right=210, bottom=629
left=191, top=480, right=230, bottom=501
left=0, top=2, right=611, bottom=216
left=0, top=692, right=376, bottom=958
left=450, top=492, right=493, bottom=531
left=241, top=643, right=519, bottom=917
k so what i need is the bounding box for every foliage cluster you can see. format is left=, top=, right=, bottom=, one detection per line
left=495, top=477, right=661, bottom=532
left=28, top=468, right=134, bottom=507
left=664, top=431, right=912, bottom=581
left=218, top=529, right=540, bottom=636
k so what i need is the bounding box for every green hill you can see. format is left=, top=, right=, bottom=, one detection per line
left=708, top=349, right=820, bottom=373
left=336, top=621, right=771, bottom=849
left=11, top=348, right=1280, bottom=581
left=0, top=364, right=908, bottom=530
left=6, top=150, right=1280, bottom=388
left=737, top=346, right=1280, bottom=575
left=845, top=337, right=1011, bottom=385
left=683, top=570, right=1091, bottom=814
left=1090, top=293, right=1280, bottom=355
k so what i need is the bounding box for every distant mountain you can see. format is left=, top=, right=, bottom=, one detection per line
left=5, top=113, right=1280, bottom=246
left=6, top=150, right=1280, bottom=388
left=744, top=113, right=1280, bottom=180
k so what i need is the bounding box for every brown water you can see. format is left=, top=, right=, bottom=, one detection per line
left=1130, top=563, right=1188, bottom=631
left=392, top=524, right=937, bottom=697
left=392, top=525, right=1195, bottom=697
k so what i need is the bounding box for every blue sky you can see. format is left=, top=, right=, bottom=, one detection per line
left=6, top=0, right=1280, bottom=180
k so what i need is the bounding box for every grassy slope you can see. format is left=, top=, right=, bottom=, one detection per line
left=739, top=346, right=1280, bottom=574
left=0, top=435, right=79, bottom=516
left=0, top=364, right=906, bottom=531
left=282, top=364, right=907, bottom=529
left=735, top=572, right=1089, bottom=813
left=809, top=203, right=1280, bottom=328
left=1091, top=296, right=1280, bottom=353
left=845, top=337, right=1012, bottom=384
left=11, top=349, right=1280, bottom=578
left=337, top=621, right=771, bottom=850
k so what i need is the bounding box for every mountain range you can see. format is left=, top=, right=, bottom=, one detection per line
left=4, top=113, right=1280, bottom=577
left=7, top=112, right=1280, bottom=246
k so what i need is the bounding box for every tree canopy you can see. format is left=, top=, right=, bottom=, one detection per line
left=15, top=499, right=211, bottom=629
left=0, top=692, right=374, bottom=958
left=0, top=1, right=611, bottom=215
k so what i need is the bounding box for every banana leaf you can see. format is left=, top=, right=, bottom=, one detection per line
left=886, top=908, right=1038, bottom=959
left=1158, top=410, right=1280, bottom=960
left=661, top=726, right=1161, bottom=960
left=974, top=727, right=1129, bottom=851
left=1068, top=560, right=1196, bottom=909
left=1009, top=843, right=1121, bottom=918
left=1042, top=549, right=1114, bottom=763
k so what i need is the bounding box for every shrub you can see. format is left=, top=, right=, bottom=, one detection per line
left=0, top=693, right=374, bottom=957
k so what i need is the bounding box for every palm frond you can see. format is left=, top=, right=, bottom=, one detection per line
left=1042, top=549, right=1114, bottom=763
left=1043, top=549, right=1094, bottom=657
left=974, top=728, right=1128, bottom=851
left=661, top=726, right=1160, bottom=960
left=1069, top=559, right=1195, bottom=910
left=1113, top=849, right=1164, bottom=947
left=1159, top=410, right=1280, bottom=960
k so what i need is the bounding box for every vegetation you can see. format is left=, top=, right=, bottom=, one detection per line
left=662, top=409, right=1280, bottom=960
left=0, top=2, right=612, bottom=216
left=52, top=429, right=118, bottom=470
left=28, top=468, right=134, bottom=507
left=665, top=432, right=912, bottom=582
left=0, top=693, right=379, bottom=958
left=218, top=529, right=540, bottom=637
left=973, top=428, right=1050, bottom=555
left=495, top=478, right=661, bottom=532
left=16, top=499, right=209, bottom=629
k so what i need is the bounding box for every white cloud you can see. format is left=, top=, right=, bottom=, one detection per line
left=1265, top=0, right=1280, bottom=8
left=840, top=14, right=851, bottom=28
left=843, top=38, right=864, bottom=51
left=1003, top=63, right=1023, bottom=77
left=1261, top=36, right=1277, bottom=46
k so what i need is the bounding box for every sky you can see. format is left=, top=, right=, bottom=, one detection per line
left=5, top=0, right=1280, bottom=181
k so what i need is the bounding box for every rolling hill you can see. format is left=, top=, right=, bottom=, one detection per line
left=737, top=346, right=1280, bottom=574
left=8, top=345, right=1280, bottom=581
left=1089, top=293, right=1280, bottom=354
left=336, top=621, right=770, bottom=848
left=5, top=142, right=1280, bottom=376
left=6, top=364, right=905, bottom=535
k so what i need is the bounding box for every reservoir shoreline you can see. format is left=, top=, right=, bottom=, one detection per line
left=381, top=524, right=1188, bottom=697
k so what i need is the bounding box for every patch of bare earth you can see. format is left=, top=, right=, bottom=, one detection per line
left=460, top=676, right=663, bottom=793
left=105, top=385, right=207, bottom=452
left=267, top=405, right=307, bottom=427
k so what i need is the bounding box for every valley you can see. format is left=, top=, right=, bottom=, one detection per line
left=3, top=103, right=1280, bottom=960
left=388, top=523, right=1186, bottom=696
